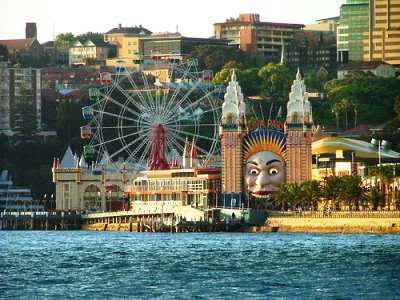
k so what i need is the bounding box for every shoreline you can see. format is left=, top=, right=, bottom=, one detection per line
left=81, top=217, right=400, bottom=234
left=259, top=217, right=400, bottom=234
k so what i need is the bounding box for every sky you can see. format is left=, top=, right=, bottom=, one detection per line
left=1, top=0, right=347, bottom=42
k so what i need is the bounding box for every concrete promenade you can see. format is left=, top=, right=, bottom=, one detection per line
left=261, top=211, right=400, bottom=234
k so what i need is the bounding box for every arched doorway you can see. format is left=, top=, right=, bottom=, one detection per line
left=83, top=185, right=102, bottom=212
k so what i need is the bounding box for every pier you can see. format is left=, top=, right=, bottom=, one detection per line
left=0, top=211, right=82, bottom=230
left=0, top=205, right=250, bottom=232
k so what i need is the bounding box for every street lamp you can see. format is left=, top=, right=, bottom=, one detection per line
left=109, top=190, right=112, bottom=212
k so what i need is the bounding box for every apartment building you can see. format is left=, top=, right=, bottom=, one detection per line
left=364, top=0, right=400, bottom=72
left=0, top=61, right=42, bottom=131
left=214, top=14, right=304, bottom=59
left=105, top=32, right=230, bottom=72
left=104, top=24, right=153, bottom=57
left=69, top=38, right=110, bottom=67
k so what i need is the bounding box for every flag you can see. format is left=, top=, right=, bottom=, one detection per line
left=276, top=105, right=282, bottom=118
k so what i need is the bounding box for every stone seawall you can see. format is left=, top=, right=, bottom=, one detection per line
left=82, top=223, right=137, bottom=231
left=263, top=217, right=400, bottom=234
left=82, top=218, right=400, bottom=234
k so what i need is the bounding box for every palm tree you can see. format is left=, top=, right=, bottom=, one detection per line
left=272, top=182, right=292, bottom=210
left=353, top=103, right=358, bottom=128
left=339, top=175, right=368, bottom=210
left=301, top=180, right=322, bottom=211
left=340, top=99, right=351, bottom=130
left=323, top=176, right=343, bottom=210
left=288, top=182, right=304, bottom=210
left=331, top=103, right=341, bottom=128
left=366, top=186, right=382, bottom=210
left=370, top=165, right=395, bottom=210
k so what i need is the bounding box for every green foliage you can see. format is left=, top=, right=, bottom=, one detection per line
left=301, top=180, right=323, bottom=209
left=0, top=43, right=9, bottom=60
left=57, top=97, right=89, bottom=150
left=237, top=68, right=263, bottom=96
left=188, top=45, right=248, bottom=73
left=12, top=85, right=38, bottom=141
left=304, top=70, right=326, bottom=92
left=54, top=32, right=75, bottom=46
left=321, top=73, right=400, bottom=128
left=323, top=176, right=342, bottom=205
left=76, top=32, right=104, bottom=42
left=339, top=175, right=368, bottom=207
left=258, top=63, right=293, bottom=99
left=275, top=175, right=376, bottom=210
left=82, top=57, right=97, bottom=65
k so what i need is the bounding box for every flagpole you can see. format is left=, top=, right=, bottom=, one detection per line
left=259, top=103, right=265, bottom=127
left=267, top=103, right=273, bottom=129
left=252, top=105, right=258, bottom=121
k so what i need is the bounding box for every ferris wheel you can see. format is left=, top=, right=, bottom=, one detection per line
left=80, top=51, right=223, bottom=178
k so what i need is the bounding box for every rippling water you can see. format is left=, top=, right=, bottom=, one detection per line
left=1, top=231, right=399, bottom=300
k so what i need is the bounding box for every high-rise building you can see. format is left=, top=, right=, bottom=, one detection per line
left=0, top=61, right=42, bottom=131
left=214, top=14, right=304, bottom=59
left=337, top=0, right=369, bottom=63
left=338, top=0, right=400, bottom=72
left=364, top=0, right=400, bottom=72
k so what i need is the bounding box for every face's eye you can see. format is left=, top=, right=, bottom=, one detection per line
left=269, top=168, right=279, bottom=175
left=249, top=168, right=260, bottom=175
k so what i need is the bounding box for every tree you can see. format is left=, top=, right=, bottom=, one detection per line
left=288, top=182, right=304, bottom=209
left=0, top=43, right=9, bottom=61
left=339, top=175, right=368, bottom=210
left=324, top=75, right=400, bottom=127
left=366, top=186, right=383, bottom=210
left=271, top=182, right=292, bottom=210
left=188, top=45, right=248, bottom=73
left=323, top=176, right=342, bottom=210
left=213, top=68, right=236, bottom=86
left=394, top=95, right=400, bottom=118
left=301, top=180, right=323, bottom=210
left=238, top=68, right=263, bottom=96
left=258, top=63, right=293, bottom=99
left=76, top=32, right=104, bottom=42
left=340, top=99, right=351, bottom=130
left=13, top=84, right=38, bottom=142
left=304, top=71, right=325, bottom=92
left=370, top=165, right=395, bottom=210
left=331, top=103, right=341, bottom=128
left=213, top=67, right=262, bottom=96
left=54, top=33, right=75, bottom=47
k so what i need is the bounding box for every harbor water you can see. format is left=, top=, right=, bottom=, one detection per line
left=1, top=231, right=399, bottom=300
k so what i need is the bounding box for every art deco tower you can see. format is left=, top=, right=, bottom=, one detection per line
left=219, top=71, right=247, bottom=206
left=284, top=69, right=313, bottom=184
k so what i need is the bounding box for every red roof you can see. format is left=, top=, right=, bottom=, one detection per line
left=65, top=90, right=89, bottom=99
left=342, top=124, right=374, bottom=136
left=338, top=61, right=390, bottom=71
left=42, top=66, right=65, bottom=74
left=42, top=89, right=64, bottom=98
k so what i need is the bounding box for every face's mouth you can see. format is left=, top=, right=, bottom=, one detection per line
left=249, top=190, right=275, bottom=198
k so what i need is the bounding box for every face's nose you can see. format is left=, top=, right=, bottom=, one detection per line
left=255, top=170, right=271, bottom=187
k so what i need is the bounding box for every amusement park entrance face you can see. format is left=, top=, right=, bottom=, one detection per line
left=243, top=150, right=286, bottom=198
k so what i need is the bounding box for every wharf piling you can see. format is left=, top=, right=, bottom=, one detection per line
left=0, top=211, right=82, bottom=230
